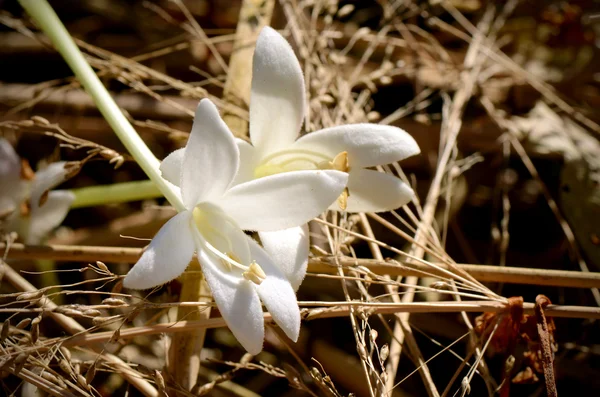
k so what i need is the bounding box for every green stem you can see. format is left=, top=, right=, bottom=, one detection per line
left=18, top=0, right=185, bottom=213
left=70, top=180, right=162, bottom=208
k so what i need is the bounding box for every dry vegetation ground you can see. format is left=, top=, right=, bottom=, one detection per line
left=1, top=0, right=600, bottom=396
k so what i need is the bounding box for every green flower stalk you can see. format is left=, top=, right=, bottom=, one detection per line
left=18, top=0, right=184, bottom=213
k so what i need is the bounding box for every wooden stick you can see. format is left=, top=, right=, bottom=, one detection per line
left=4, top=243, right=600, bottom=289
left=56, top=301, right=600, bottom=349
left=221, top=0, right=275, bottom=137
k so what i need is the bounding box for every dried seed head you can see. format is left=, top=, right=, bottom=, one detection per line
left=337, top=4, right=355, bottom=17
left=59, top=346, right=71, bottom=361
left=92, top=316, right=113, bottom=326
left=77, top=373, right=90, bottom=391
left=430, top=281, right=451, bottom=290
left=40, top=371, right=59, bottom=385
left=16, top=290, right=44, bottom=301
left=15, top=318, right=31, bottom=330
left=380, top=343, right=389, bottom=362
left=370, top=329, right=378, bottom=343
left=85, top=364, right=97, bottom=385
left=31, top=116, right=50, bottom=125
left=1, top=319, right=9, bottom=342
left=357, top=343, right=368, bottom=361
left=310, top=367, right=322, bottom=381
left=30, top=316, right=41, bottom=343
left=102, top=298, right=127, bottom=306
left=96, top=261, right=109, bottom=273
left=14, top=352, right=29, bottom=373
left=83, top=309, right=102, bottom=317
left=59, top=359, right=73, bottom=376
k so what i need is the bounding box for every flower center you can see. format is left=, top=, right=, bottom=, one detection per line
left=254, top=149, right=350, bottom=177
left=191, top=205, right=266, bottom=285
left=254, top=150, right=351, bottom=210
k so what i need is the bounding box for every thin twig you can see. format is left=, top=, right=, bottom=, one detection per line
left=3, top=243, right=600, bottom=288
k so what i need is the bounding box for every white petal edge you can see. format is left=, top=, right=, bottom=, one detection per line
left=181, top=99, right=239, bottom=207
left=26, top=190, right=74, bottom=244
left=247, top=237, right=300, bottom=342
left=334, top=168, right=415, bottom=213
left=258, top=224, right=309, bottom=291
left=159, top=148, right=184, bottom=187
left=220, top=170, right=348, bottom=231
left=294, top=124, right=420, bottom=168
left=30, top=162, right=68, bottom=210
left=231, top=138, right=257, bottom=186
left=0, top=138, right=20, bottom=179
left=123, top=211, right=195, bottom=290
left=198, top=246, right=264, bottom=354
left=250, top=26, right=306, bottom=158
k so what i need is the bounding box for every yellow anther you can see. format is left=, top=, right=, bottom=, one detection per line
left=337, top=187, right=350, bottom=211
left=318, top=151, right=350, bottom=173
left=242, top=261, right=267, bottom=285
left=331, top=151, right=349, bottom=172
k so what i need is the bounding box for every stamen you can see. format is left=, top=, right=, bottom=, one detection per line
left=332, top=151, right=350, bottom=172
left=318, top=151, right=350, bottom=172
left=254, top=148, right=335, bottom=178
left=337, top=187, right=350, bottom=211
left=242, top=261, right=267, bottom=285
left=203, top=241, right=249, bottom=272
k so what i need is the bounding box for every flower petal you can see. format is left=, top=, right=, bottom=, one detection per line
left=30, top=162, right=69, bottom=210
left=198, top=246, right=264, bottom=354
left=195, top=202, right=251, bottom=267
left=159, top=148, right=184, bottom=186
left=220, top=170, right=348, bottom=231
left=231, top=138, right=257, bottom=186
left=0, top=138, right=20, bottom=180
left=247, top=237, right=300, bottom=342
left=181, top=99, right=239, bottom=207
left=0, top=138, right=22, bottom=213
left=336, top=169, right=415, bottom=213
left=250, top=27, right=305, bottom=157
left=25, top=190, right=74, bottom=244
left=123, top=211, right=195, bottom=289
left=258, top=224, right=309, bottom=291
left=294, top=124, right=420, bottom=168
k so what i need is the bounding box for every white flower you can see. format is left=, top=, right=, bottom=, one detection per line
left=232, top=27, right=421, bottom=291
left=0, top=138, right=74, bottom=244
left=123, top=99, right=348, bottom=354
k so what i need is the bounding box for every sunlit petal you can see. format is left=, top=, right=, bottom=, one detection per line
left=220, top=170, right=348, bottom=231
left=181, top=99, right=239, bottom=207
left=250, top=27, right=305, bottom=157
left=294, top=124, right=420, bottom=168
left=247, top=237, right=300, bottom=342
left=30, top=162, right=68, bottom=210
left=26, top=190, right=74, bottom=244
left=258, top=224, right=309, bottom=291
left=336, top=169, right=415, bottom=213
left=0, top=139, right=22, bottom=214
left=123, top=211, right=195, bottom=289
left=198, top=246, right=264, bottom=354
left=159, top=148, right=184, bottom=187
left=231, top=138, right=257, bottom=186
